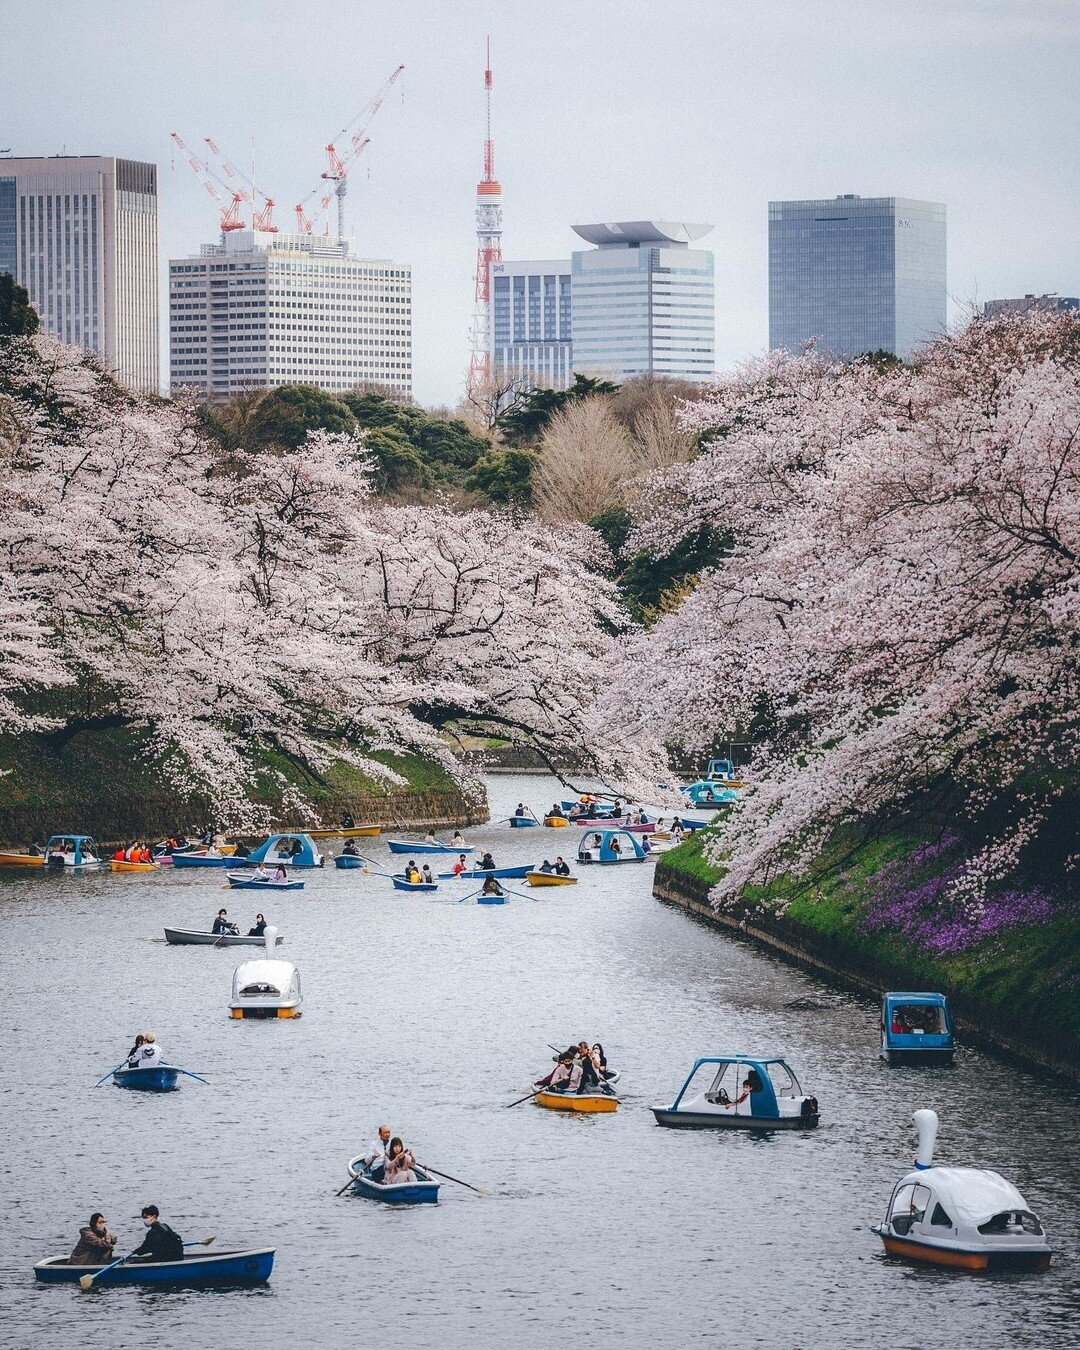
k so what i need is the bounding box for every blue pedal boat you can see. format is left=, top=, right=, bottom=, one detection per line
left=335, top=854, right=366, bottom=869
left=437, top=864, right=531, bottom=880
left=392, top=875, right=438, bottom=892
left=387, top=839, right=473, bottom=855
left=652, top=1055, right=819, bottom=1129
left=112, top=1064, right=182, bottom=1092
left=244, top=833, right=325, bottom=868
left=346, top=1156, right=440, bottom=1204
left=226, top=873, right=305, bottom=891
left=882, top=992, right=955, bottom=1063
left=34, top=1247, right=275, bottom=1286
left=43, top=835, right=107, bottom=870
left=575, top=829, right=649, bottom=865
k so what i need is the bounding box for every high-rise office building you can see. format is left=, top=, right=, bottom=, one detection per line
left=982, top=293, right=1078, bottom=318
left=769, top=195, right=946, bottom=361
left=569, top=221, right=715, bottom=383
left=0, top=155, right=159, bottom=391
left=169, top=229, right=411, bottom=399
left=489, top=258, right=572, bottom=390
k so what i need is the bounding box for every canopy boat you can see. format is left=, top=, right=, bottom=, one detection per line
left=109, top=859, right=159, bottom=873
left=437, top=864, right=531, bottom=880
left=387, top=839, right=473, bottom=855
left=576, top=829, right=649, bottom=865
left=334, top=854, right=367, bottom=869
left=34, top=1247, right=275, bottom=1286
left=171, top=850, right=234, bottom=869
left=534, top=1087, right=619, bottom=1114
left=346, top=1155, right=440, bottom=1205
left=245, top=833, right=325, bottom=869
left=165, top=927, right=283, bottom=947
left=229, top=929, right=301, bottom=1018
left=0, top=850, right=44, bottom=867
left=560, top=800, right=621, bottom=821
left=43, top=835, right=105, bottom=869
left=872, top=1110, right=1052, bottom=1271
left=881, top=992, right=955, bottom=1063
left=305, top=825, right=381, bottom=839
left=683, top=759, right=745, bottom=806
left=111, top=1064, right=182, bottom=1091
left=526, top=871, right=577, bottom=886
left=509, top=814, right=540, bottom=829
left=652, top=1055, right=819, bottom=1129
left=226, top=872, right=305, bottom=891
left=392, top=875, right=438, bottom=892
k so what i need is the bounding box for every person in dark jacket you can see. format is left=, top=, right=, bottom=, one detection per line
left=248, top=913, right=267, bottom=936
left=67, top=1213, right=117, bottom=1265
left=131, top=1205, right=184, bottom=1262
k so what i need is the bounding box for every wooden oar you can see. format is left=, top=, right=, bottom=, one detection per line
left=418, top=1163, right=489, bottom=1196
left=506, top=1088, right=542, bottom=1108
left=79, top=1249, right=136, bottom=1290
left=335, top=1167, right=362, bottom=1197
left=185, top=1236, right=217, bottom=1247
left=93, top=1062, right=127, bottom=1087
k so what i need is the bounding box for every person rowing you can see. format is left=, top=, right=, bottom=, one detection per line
left=535, top=1048, right=575, bottom=1090
left=538, top=859, right=554, bottom=874
left=481, top=874, right=504, bottom=898
left=363, top=1124, right=392, bottom=1181
left=554, top=856, right=570, bottom=875
left=341, top=840, right=361, bottom=857
left=340, top=811, right=355, bottom=829
left=126, top=1031, right=163, bottom=1069
left=130, top=1204, right=184, bottom=1262
left=478, top=851, right=496, bottom=871
left=212, top=908, right=239, bottom=936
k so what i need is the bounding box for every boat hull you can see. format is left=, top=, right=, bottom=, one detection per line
left=229, top=1005, right=301, bottom=1018
left=171, top=853, right=233, bottom=868
left=334, top=855, right=366, bottom=869
left=164, top=928, right=282, bottom=947
left=112, top=1066, right=181, bottom=1092
left=0, top=852, right=44, bottom=867
left=347, top=1161, right=440, bottom=1205
left=651, top=1107, right=818, bottom=1130
left=576, top=856, right=648, bottom=866
left=877, top=1232, right=1052, bottom=1272
left=534, top=1090, right=618, bottom=1113
left=306, top=826, right=381, bottom=839
left=392, top=877, right=438, bottom=892
left=34, top=1248, right=275, bottom=1286
left=509, top=816, right=539, bottom=828
left=387, top=840, right=473, bottom=855
left=438, top=865, right=531, bottom=880
left=525, top=872, right=577, bottom=886
left=882, top=1046, right=955, bottom=1064
left=227, top=875, right=305, bottom=890
left=543, top=817, right=570, bottom=828
left=109, top=860, right=159, bottom=873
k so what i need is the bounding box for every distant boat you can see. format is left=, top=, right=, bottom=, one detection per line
left=525, top=871, right=577, bottom=886
left=509, top=815, right=539, bottom=829
left=0, top=850, right=44, bottom=868
left=171, top=851, right=233, bottom=869
left=437, top=864, right=531, bottom=880
left=387, top=839, right=473, bottom=855
left=881, top=992, right=955, bottom=1063
left=226, top=872, right=305, bottom=891
left=305, top=825, right=381, bottom=839
left=111, top=1064, right=182, bottom=1092
left=651, top=1055, right=819, bottom=1130
left=534, top=1088, right=618, bottom=1114
left=109, top=859, right=159, bottom=873
left=164, top=927, right=283, bottom=947
left=391, top=875, right=438, bottom=892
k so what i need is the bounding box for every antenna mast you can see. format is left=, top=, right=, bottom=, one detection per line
left=467, top=37, right=503, bottom=398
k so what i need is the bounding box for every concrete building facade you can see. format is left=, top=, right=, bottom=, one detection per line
left=169, top=229, right=411, bottom=399
left=982, top=293, right=1079, bottom=318
left=0, top=154, right=159, bottom=391
left=489, top=257, right=572, bottom=390
left=769, top=195, right=946, bottom=361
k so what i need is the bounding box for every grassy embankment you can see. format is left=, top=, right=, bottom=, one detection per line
left=658, top=825, right=1080, bottom=1046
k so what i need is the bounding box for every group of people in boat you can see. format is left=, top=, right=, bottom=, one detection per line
left=403, top=861, right=436, bottom=885
left=246, top=861, right=290, bottom=883
left=423, top=830, right=467, bottom=847
left=535, top=1042, right=616, bottom=1095
left=212, top=908, right=269, bottom=936
left=362, top=1123, right=418, bottom=1184
left=125, top=1030, right=164, bottom=1069
left=535, top=857, right=571, bottom=875
left=66, top=1205, right=183, bottom=1266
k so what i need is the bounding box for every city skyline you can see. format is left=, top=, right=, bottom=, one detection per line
left=4, top=0, right=1078, bottom=405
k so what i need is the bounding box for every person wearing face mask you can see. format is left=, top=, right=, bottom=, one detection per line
left=67, top=1212, right=117, bottom=1265
left=130, top=1205, right=184, bottom=1262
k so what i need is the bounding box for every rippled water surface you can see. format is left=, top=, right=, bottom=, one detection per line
left=2, top=773, right=1077, bottom=1349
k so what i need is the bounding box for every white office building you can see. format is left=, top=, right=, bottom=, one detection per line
left=0, top=154, right=159, bottom=392
left=169, top=230, right=411, bottom=399
left=570, top=221, right=715, bottom=383
left=489, top=258, right=573, bottom=390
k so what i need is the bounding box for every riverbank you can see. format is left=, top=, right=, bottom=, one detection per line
left=655, top=829, right=1080, bottom=1081
left=0, top=729, right=485, bottom=846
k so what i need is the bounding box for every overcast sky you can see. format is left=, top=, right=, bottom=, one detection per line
left=4, top=0, right=1078, bottom=406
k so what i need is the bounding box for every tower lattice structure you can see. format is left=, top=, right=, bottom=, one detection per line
left=467, top=38, right=502, bottom=397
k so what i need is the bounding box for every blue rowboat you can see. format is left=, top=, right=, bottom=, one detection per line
left=509, top=816, right=539, bottom=829
left=112, top=1065, right=181, bottom=1092
left=477, top=892, right=506, bottom=905
left=346, top=1156, right=440, bottom=1205
left=437, top=865, right=531, bottom=880
left=387, top=839, right=473, bottom=855
left=34, top=1247, right=275, bottom=1286
left=334, top=854, right=366, bottom=869
left=226, top=873, right=305, bottom=890
left=172, top=852, right=233, bottom=869
left=392, top=876, right=438, bottom=892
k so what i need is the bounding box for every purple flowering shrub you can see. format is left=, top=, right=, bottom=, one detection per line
left=864, top=833, right=1057, bottom=955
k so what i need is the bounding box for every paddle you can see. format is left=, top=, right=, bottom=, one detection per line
left=186, top=1236, right=217, bottom=1246
left=174, top=1068, right=210, bottom=1084
left=93, top=1062, right=127, bottom=1088
left=79, top=1235, right=216, bottom=1290
left=417, top=1163, right=489, bottom=1196
left=335, top=1167, right=362, bottom=1197
left=506, top=1089, right=542, bottom=1108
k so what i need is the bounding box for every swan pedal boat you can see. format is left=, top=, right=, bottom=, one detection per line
left=226, top=872, right=305, bottom=890
left=164, top=927, right=284, bottom=947
left=534, top=1087, right=619, bottom=1113
left=526, top=871, right=577, bottom=886
left=34, top=1248, right=275, bottom=1286
left=112, top=1064, right=182, bottom=1091
left=346, top=1156, right=440, bottom=1204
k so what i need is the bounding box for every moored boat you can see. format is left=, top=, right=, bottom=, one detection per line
left=34, top=1247, right=275, bottom=1286
left=872, top=1110, right=1052, bottom=1271
left=525, top=870, right=577, bottom=886
left=164, top=927, right=283, bottom=947
left=226, top=872, right=304, bottom=890
left=111, top=1064, right=182, bottom=1092
left=881, top=992, right=955, bottom=1063
left=346, top=1155, right=440, bottom=1204
left=387, top=839, right=473, bottom=855
left=534, top=1088, right=618, bottom=1114
left=652, top=1055, right=819, bottom=1129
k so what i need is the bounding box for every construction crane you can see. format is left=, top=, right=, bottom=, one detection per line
left=204, top=137, right=278, bottom=232
left=170, top=132, right=245, bottom=232
left=295, top=63, right=404, bottom=237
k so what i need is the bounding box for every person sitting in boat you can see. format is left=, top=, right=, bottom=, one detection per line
left=424, top=830, right=439, bottom=844
left=480, top=875, right=504, bottom=898
left=592, top=1043, right=615, bottom=1081
left=405, top=861, right=421, bottom=884
left=479, top=851, right=496, bottom=871
left=288, top=838, right=305, bottom=858
left=341, top=840, right=361, bottom=857
left=113, top=845, right=127, bottom=861
left=554, top=857, right=570, bottom=875
left=384, top=1137, right=417, bottom=1185
left=364, top=1124, right=392, bottom=1180
left=609, top=836, right=622, bottom=856
left=421, top=863, right=434, bottom=885
left=232, top=840, right=250, bottom=860
left=248, top=913, right=267, bottom=936
left=248, top=862, right=271, bottom=883
left=514, top=803, right=527, bottom=818
left=213, top=908, right=240, bottom=936
left=67, top=1212, right=118, bottom=1266
left=272, top=864, right=289, bottom=882
left=535, top=1049, right=575, bottom=1090
left=725, top=1068, right=765, bottom=1110
left=28, top=838, right=43, bottom=856
left=130, top=1205, right=184, bottom=1263
left=451, top=831, right=466, bottom=847
left=340, top=811, right=356, bottom=829
left=452, top=854, right=468, bottom=876
left=126, top=1033, right=145, bottom=1062
left=538, top=859, right=555, bottom=873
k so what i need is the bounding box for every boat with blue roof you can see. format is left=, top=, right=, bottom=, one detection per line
left=881, top=992, right=955, bottom=1063
left=652, top=1055, right=819, bottom=1129
left=43, top=835, right=106, bottom=869
left=576, top=829, right=649, bottom=865
left=243, top=833, right=325, bottom=868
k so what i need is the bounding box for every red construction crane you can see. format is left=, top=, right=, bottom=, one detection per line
left=170, top=132, right=245, bottom=231
left=204, top=137, right=278, bottom=232
left=295, top=63, right=405, bottom=237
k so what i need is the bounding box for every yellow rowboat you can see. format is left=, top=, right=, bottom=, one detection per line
left=525, top=871, right=577, bottom=886
left=534, top=1090, right=618, bottom=1114
left=109, top=860, right=159, bottom=873
left=304, top=826, right=381, bottom=840
left=543, top=816, right=570, bottom=828
left=0, top=852, right=44, bottom=868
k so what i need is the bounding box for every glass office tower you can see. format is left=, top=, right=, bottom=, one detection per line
left=490, top=258, right=573, bottom=389
left=769, top=195, right=946, bottom=361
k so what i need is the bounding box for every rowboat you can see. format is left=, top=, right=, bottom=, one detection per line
left=109, top=860, right=159, bottom=873
left=305, top=825, right=381, bottom=839
left=526, top=871, right=577, bottom=886
left=543, top=816, right=570, bottom=828
left=34, top=1248, right=275, bottom=1286
left=112, top=1064, right=181, bottom=1091
left=164, top=927, right=283, bottom=947
left=392, top=876, right=438, bottom=892
left=346, top=1155, right=440, bottom=1204
left=334, top=854, right=366, bottom=869
left=226, top=873, right=304, bottom=890
left=387, top=839, right=473, bottom=855
left=509, top=816, right=539, bottom=829
left=171, top=852, right=233, bottom=869
left=437, top=865, right=531, bottom=880
left=534, top=1089, right=619, bottom=1114
left=0, top=851, right=44, bottom=867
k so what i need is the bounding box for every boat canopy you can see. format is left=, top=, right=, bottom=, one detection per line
left=670, top=1055, right=803, bottom=1119
left=44, top=835, right=99, bottom=865
left=576, top=828, right=647, bottom=863
left=883, top=991, right=953, bottom=1046
left=231, top=958, right=301, bottom=1004
left=891, top=1167, right=1034, bottom=1231
left=246, top=833, right=324, bottom=868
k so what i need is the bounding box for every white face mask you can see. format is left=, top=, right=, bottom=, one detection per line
left=94, top=1224, right=107, bottom=1235
left=142, top=1217, right=154, bottom=1227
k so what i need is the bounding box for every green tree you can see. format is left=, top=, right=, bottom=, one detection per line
left=589, top=506, right=729, bottom=624
left=364, top=426, right=432, bottom=495
left=0, top=273, right=40, bottom=337
left=497, top=373, right=619, bottom=446
left=467, top=447, right=535, bottom=506
left=248, top=384, right=356, bottom=449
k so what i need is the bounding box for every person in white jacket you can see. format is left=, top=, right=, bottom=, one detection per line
left=363, top=1124, right=392, bottom=1181
left=127, top=1031, right=163, bottom=1068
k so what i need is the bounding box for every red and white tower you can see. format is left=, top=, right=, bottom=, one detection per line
left=467, top=37, right=503, bottom=396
